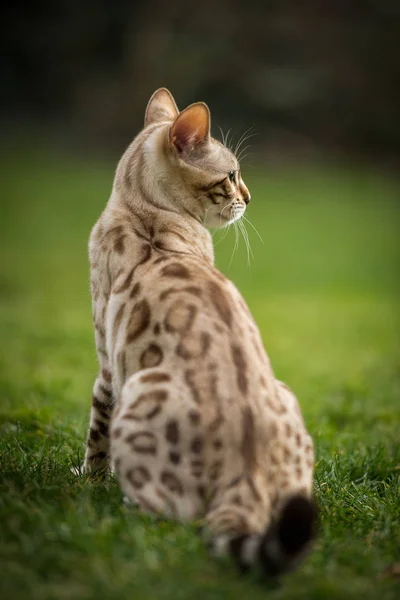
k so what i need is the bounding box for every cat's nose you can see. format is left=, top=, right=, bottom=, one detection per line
left=243, top=193, right=251, bottom=205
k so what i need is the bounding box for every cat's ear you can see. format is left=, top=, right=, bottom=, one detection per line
left=170, top=102, right=210, bottom=153
left=145, top=88, right=179, bottom=126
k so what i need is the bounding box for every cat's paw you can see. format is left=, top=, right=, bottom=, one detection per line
left=123, top=495, right=138, bottom=508
left=70, top=462, right=85, bottom=476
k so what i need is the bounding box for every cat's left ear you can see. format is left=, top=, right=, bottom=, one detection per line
left=145, top=88, right=179, bottom=126
left=170, top=102, right=210, bottom=154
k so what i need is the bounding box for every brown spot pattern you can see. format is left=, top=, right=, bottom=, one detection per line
left=197, top=485, right=206, bottom=500
left=126, top=466, right=151, bottom=489
left=176, top=331, right=211, bottom=360
left=191, top=436, right=203, bottom=454
left=135, top=493, right=160, bottom=514
left=285, top=423, right=293, bottom=437
left=114, top=267, right=135, bottom=294
left=92, top=395, right=112, bottom=420
left=283, top=446, right=292, bottom=463
left=241, top=407, right=256, bottom=473
left=165, top=419, right=179, bottom=444
left=112, top=426, right=122, bottom=439
left=208, top=280, right=232, bottom=327
left=190, top=459, right=204, bottom=478
left=161, top=263, right=190, bottom=279
left=102, top=368, right=112, bottom=383
left=160, top=471, right=184, bottom=496
left=231, top=345, right=248, bottom=395
left=130, top=282, right=141, bottom=299
left=153, top=255, right=170, bottom=265
left=156, top=488, right=178, bottom=514
left=125, top=431, right=157, bottom=455
left=139, top=343, right=164, bottom=368
left=209, top=460, right=223, bottom=481
left=188, top=409, right=201, bottom=424
left=99, top=383, right=112, bottom=399
left=268, top=395, right=287, bottom=415
left=94, top=419, right=109, bottom=438
left=114, top=235, right=126, bottom=254
left=114, top=244, right=151, bottom=294
left=117, top=350, right=127, bottom=384
left=89, top=427, right=100, bottom=442
left=184, top=370, right=202, bottom=404
left=269, top=422, right=278, bottom=438
left=232, top=494, right=243, bottom=506
left=124, top=390, right=168, bottom=421
left=126, top=299, right=151, bottom=343
left=209, top=405, right=224, bottom=432
left=169, top=451, right=181, bottom=465
left=112, top=304, right=126, bottom=341
left=270, top=452, right=279, bottom=466
left=160, top=285, right=202, bottom=301
left=165, top=302, right=197, bottom=333
left=140, top=372, right=171, bottom=384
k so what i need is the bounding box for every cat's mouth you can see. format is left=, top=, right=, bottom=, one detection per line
left=218, top=203, right=246, bottom=223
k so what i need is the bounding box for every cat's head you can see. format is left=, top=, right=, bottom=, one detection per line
left=144, top=88, right=251, bottom=229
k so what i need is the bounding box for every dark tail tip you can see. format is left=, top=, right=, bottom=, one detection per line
left=277, top=494, right=318, bottom=556
left=259, top=494, right=318, bottom=577
left=210, top=494, right=317, bottom=579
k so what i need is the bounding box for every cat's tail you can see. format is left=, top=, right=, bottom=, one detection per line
left=209, top=494, right=317, bottom=577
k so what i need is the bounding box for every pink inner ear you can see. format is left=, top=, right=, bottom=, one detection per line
left=170, top=104, right=210, bottom=153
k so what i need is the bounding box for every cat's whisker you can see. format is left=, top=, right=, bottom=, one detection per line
left=238, top=218, right=253, bottom=269
left=237, top=145, right=252, bottom=163
left=242, top=218, right=254, bottom=262
left=237, top=153, right=252, bottom=164
left=228, top=221, right=239, bottom=269
left=234, top=127, right=253, bottom=157
left=217, top=125, right=227, bottom=146
left=234, top=127, right=257, bottom=158
left=225, top=129, right=234, bottom=152
left=234, top=127, right=251, bottom=157
left=218, top=203, right=231, bottom=227
left=242, top=215, right=264, bottom=243
left=214, top=222, right=231, bottom=247
left=225, top=129, right=232, bottom=152
left=202, top=206, right=212, bottom=228
left=237, top=219, right=248, bottom=267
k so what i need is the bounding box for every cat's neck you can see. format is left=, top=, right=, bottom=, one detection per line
left=112, top=123, right=214, bottom=263
left=109, top=190, right=215, bottom=263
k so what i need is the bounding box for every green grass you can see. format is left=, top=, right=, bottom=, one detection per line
left=1, top=147, right=399, bottom=599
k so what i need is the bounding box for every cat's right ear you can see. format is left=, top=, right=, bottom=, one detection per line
left=170, top=102, right=210, bottom=154
left=145, top=88, right=179, bottom=126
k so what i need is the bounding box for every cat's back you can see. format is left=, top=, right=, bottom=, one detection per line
left=109, top=245, right=270, bottom=389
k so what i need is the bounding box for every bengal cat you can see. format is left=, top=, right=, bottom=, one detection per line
left=85, top=88, right=316, bottom=577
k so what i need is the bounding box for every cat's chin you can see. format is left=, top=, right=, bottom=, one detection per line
left=205, top=213, right=244, bottom=229
left=205, top=207, right=246, bottom=229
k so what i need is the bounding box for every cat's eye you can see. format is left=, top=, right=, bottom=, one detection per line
left=228, top=171, right=235, bottom=183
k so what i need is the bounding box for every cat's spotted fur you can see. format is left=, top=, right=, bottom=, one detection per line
left=85, top=88, right=316, bottom=576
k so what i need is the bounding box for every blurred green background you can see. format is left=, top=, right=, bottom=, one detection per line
left=1, top=2, right=400, bottom=599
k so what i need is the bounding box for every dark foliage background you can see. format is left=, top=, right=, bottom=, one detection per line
left=2, top=0, right=400, bottom=161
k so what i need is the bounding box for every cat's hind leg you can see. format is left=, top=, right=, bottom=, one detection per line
left=84, top=370, right=114, bottom=473
left=110, top=368, right=203, bottom=521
